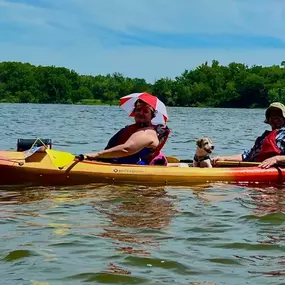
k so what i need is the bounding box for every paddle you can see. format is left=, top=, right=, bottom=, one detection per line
left=44, top=150, right=279, bottom=169
left=166, top=156, right=262, bottom=167
left=45, top=149, right=84, bottom=169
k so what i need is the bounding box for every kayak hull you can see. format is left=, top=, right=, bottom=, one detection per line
left=0, top=151, right=284, bottom=186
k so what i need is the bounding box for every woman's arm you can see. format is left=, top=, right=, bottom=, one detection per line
left=86, top=129, right=158, bottom=160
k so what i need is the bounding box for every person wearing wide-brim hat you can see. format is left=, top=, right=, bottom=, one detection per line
left=84, top=98, right=170, bottom=165
left=212, top=102, right=285, bottom=168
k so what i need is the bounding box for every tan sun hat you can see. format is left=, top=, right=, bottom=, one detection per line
left=264, top=102, right=285, bottom=123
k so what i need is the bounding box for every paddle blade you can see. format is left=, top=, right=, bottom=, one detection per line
left=46, top=149, right=75, bottom=168
left=166, top=156, right=180, bottom=163
left=166, top=156, right=193, bottom=163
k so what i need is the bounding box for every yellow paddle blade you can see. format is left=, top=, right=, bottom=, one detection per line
left=46, top=149, right=75, bottom=168
left=166, top=156, right=180, bottom=163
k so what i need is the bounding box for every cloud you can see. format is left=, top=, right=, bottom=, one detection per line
left=1, top=0, right=285, bottom=82
left=7, top=0, right=56, bottom=9
left=113, top=28, right=285, bottom=49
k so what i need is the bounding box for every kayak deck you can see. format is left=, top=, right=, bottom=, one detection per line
left=0, top=151, right=284, bottom=186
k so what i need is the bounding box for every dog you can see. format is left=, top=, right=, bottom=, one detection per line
left=193, top=138, right=214, bottom=168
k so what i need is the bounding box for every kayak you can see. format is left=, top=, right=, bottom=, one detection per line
left=0, top=150, right=284, bottom=186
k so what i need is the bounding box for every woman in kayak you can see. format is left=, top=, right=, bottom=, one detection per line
left=84, top=99, right=170, bottom=165
left=212, top=102, right=285, bottom=169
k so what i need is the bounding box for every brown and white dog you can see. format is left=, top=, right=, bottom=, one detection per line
left=193, top=138, right=214, bottom=168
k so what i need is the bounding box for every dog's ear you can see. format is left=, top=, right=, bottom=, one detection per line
left=196, top=138, right=204, bottom=148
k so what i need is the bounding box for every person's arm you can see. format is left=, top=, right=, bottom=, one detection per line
left=85, top=130, right=158, bottom=160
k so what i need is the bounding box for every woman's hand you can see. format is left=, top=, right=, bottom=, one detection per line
left=85, top=153, right=99, bottom=160
left=258, top=156, right=279, bottom=169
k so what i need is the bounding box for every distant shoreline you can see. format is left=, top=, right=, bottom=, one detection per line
left=1, top=60, right=284, bottom=108
left=0, top=102, right=266, bottom=110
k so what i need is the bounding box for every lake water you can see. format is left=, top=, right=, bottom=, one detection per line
left=0, top=104, right=284, bottom=285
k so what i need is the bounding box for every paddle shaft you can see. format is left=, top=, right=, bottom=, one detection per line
left=178, top=159, right=260, bottom=167
left=215, top=161, right=260, bottom=167
left=169, top=159, right=260, bottom=166
left=166, top=156, right=263, bottom=167
left=170, top=159, right=285, bottom=167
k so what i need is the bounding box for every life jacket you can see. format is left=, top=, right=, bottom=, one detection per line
left=146, top=124, right=170, bottom=164
left=254, top=129, right=281, bottom=162
left=104, top=123, right=170, bottom=165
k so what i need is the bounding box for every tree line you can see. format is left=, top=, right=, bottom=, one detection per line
left=1, top=60, right=285, bottom=107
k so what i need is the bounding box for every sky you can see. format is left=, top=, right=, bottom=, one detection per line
left=1, top=0, right=285, bottom=82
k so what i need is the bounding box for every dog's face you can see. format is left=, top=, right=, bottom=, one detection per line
left=196, top=138, right=214, bottom=154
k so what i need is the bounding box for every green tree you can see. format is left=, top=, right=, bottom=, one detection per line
left=1, top=60, right=285, bottom=108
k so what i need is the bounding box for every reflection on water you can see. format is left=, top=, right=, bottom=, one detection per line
left=92, top=185, right=177, bottom=230
left=92, top=186, right=178, bottom=258
left=247, top=187, right=285, bottom=215
left=0, top=183, right=284, bottom=284
left=236, top=185, right=285, bottom=279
